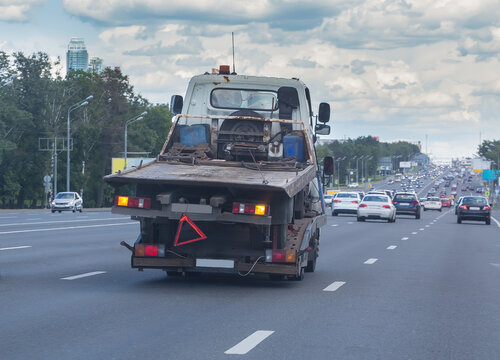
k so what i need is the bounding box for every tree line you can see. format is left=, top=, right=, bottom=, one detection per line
left=316, top=136, right=422, bottom=185
left=0, top=51, right=172, bottom=208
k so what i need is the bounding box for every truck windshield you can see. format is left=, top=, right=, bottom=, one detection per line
left=211, top=88, right=278, bottom=111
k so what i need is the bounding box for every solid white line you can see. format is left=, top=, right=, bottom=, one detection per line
left=492, top=217, right=500, bottom=228
left=364, top=258, right=378, bottom=264
left=224, top=331, right=275, bottom=355
left=61, top=271, right=106, bottom=280
left=387, top=245, right=397, bottom=250
left=0, top=245, right=32, bottom=251
left=323, top=281, right=346, bottom=292
left=0, top=217, right=126, bottom=228
left=0, top=222, right=136, bottom=235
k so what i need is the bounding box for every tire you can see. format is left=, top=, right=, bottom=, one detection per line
left=439, top=209, right=442, bottom=212
left=79, top=208, right=83, bottom=213
left=305, top=236, right=318, bottom=273
left=424, top=208, right=427, bottom=211
left=58, top=211, right=61, bottom=213
left=457, top=217, right=462, bottom=224
left=51, top=210, right=55, bottom=213
left=357, top=216, right=364, bottom=222
left=486, top=219, right=491, bottom=225
left=72, top=209, right=76, bottom=213
left=332, top=211, right=338, bottom=216
left=416, top=212, right=420, bottom=219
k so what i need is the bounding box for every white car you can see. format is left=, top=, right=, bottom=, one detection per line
left=423, top=196, right=442, bottom=211
left=323, top=195, right=335, bottom=208
left=51, top=192, right=83, bottom=213
left=331, top=192, right=361, bottom=216
left=357, top=194, right=396, bottom=222
left=347, top=182, right=359, bottom=188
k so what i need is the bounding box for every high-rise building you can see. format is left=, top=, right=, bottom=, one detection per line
left=88, top=57, right=103, bottom=73
left=66, top=38, right=88, bottom=73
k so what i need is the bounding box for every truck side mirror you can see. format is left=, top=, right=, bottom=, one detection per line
left=323, top=156, right=334, bottom=176
left=170, top=95, right=183, bottom=115
left=315, top=123, right=330, bottom=135
left=318, top=102, right=330, bottom=123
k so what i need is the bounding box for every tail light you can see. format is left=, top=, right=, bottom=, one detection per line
left=459, top=205, right=467, bottom=209
left=392, top=201, right=397, bottom=204
left=232, top=202, right=269, bottom=216
left=352, top=200, right=359, bottom=204
left=411, top=202, right=419, bottom=205
left=334, top=200, right=341, bottom=203
left=359, top=204, right=367, bottom=208
left=382, top=205, right=391, bottom=209
left=134, top=244, right=165, bottom=257
left=484, top=206, right=491, bottom=210
left=115, top=196, right=151, bottom=209
left=265, top=249, right=296, bottom=263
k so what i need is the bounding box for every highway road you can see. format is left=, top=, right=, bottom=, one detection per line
left=1, top=182, right=500, bottom=359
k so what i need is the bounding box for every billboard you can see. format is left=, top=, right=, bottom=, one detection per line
left=482, top=169, right=499, bottom=181
left=399, top=161, right=411, bottom=168
left=112, top=158, right=154, bottom=173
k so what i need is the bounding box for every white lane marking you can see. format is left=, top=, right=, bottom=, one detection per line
left=0, top=217, right=126, bottom=228
left=436, top=209, right=453, bottom=220
left=387, top=245, right=397, bottom=250
left=0, top=245, right=32, bottom=251
left=490, top=263, right=500, bottom=268
left=61, top=271, right=107, bottom=280
left=401, top=237, right=409, bottom=241
left=364, top=258, right=378, bottom=264
left=224, top=331, right=275, bottom=355
left=492, top=217, right=500, bottom=228
left=323, top=281, right=346, bottom=292
left=347, top=222, right=353, bottom=224
left=412, top=232, right=418, bottom=235
left=0, top=222, right=136, bottom=235
left=331, top=224, right=339, bottom=227
left=0, top=216, right=18, bottom=219
left=425, top=225, right=430, bottom=227
left=419, top=228, right=425, bottom=231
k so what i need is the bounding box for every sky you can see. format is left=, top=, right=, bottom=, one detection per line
left=1, top=0, right=500, bottom=161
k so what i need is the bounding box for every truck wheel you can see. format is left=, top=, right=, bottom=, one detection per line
left=305, top=237, right=319, bottom=273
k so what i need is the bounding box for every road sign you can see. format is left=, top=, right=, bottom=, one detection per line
left=43, top=175, right=51, bottom=183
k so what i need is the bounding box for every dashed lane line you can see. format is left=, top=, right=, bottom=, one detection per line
left=0, top=245, right=32, bottom=251
left=331, top=224, right=339, bottom=227
left=0, top=222, right=136, bottom=235
left=425, top=225, right=430, bottom=227
left=419, top=228, right=425, bottom=231
left=411, top=232, right=418, bottom=235
left=387, top=245, right=397, bottom=250
left=224, top=331, right=275, bottom=355
left=401, top=237, right=409, bottom=240
left=364, top=258, right=378, bottom=264
left=61, top=271, right=106, bottom=280
left=323, top=281, right=346, bottom=292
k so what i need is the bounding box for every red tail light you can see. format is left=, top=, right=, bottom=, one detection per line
left=484, top=206, right=491, bottom=210
left=459, top=205, right=467, bottom=209
left=392, top=201, right=397, bottom=204
left=134, top=244, right=165, bottom=257
left=115, top=196, right=151, bottom=209
left=382, top=205, right=391, bottom=209
left=411, top=202, right=418, bottom=205
left=232, top=202, right=269, bottom=216
left=265, top=249, right=296, bottom=263
left=352, top=200, right=359, bottom=204
left=334, top=200, right=341, bottom=203
left=359, top=204, right=367, bottom=208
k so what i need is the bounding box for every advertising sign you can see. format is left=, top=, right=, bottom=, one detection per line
left=482, top=169, right=500, bottom=181
left=112, top=158, right=154, bottom=173
left=399, top=161, right=411, bottom=168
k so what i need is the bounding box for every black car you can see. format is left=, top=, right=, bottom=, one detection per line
left=456, top=196, right=491, bottom=225
left=392, top=192, right=421, bottom=219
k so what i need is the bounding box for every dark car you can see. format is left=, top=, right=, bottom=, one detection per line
left=392, top=192, right=421, bottom=219
left=456, top=196, right=491, bottom=225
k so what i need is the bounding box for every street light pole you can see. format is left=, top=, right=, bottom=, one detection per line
left=124, top=111, right=148, bottom=169
left=67, top=95, right=92, bottom=191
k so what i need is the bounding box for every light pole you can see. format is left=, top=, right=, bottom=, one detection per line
left=67, top=95, right=92, bottom=191
left=335, top=156, right=346, bottom=189
left=124, top=111, right=147, bottom=169
left=364, top=155, right=373, bottom=183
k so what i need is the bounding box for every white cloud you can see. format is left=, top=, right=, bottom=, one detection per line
left=0, top=0, right=45, bottom=22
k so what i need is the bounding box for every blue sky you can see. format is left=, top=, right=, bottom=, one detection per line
left=1, top=0, right=500, bottom=160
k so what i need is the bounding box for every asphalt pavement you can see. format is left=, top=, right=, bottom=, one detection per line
left=1, top=181, right=500, bottom=360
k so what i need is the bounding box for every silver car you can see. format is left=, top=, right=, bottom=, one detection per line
left=357, top=194, right=396, bottom=222
left=51, top=192, right=83, bottom=213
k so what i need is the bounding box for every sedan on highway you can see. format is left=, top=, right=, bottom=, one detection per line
left=392, top=192, right=421, bottom=219
left=331, top=192, right=361, bottom=216
left=51, top=192, right=83, bottom=213
left=457, top=196, right=491, bottom=225
left=423, top=197, right=442, bottom=211
left=357, top=194, right=396, bottom=222
left=441, top=198, right=451, bottom=208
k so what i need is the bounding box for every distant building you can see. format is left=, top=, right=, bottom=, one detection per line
left=88, top=57, right=103, bottom=73
left=66, top=38, right=88, bottom=73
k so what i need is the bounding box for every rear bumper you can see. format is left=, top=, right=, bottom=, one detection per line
left=458, top=212, right=489, bottom=221
left=131, top=256, right=298, bottom=275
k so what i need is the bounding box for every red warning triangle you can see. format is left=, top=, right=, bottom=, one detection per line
left=174, top=214, right=207, bottom=246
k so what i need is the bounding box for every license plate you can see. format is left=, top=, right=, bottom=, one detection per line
left=469, top=207, right=480, bottom=211
left=399, top=203, right=409, bottom=206
left=196, top=259, right=234, bottom=268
